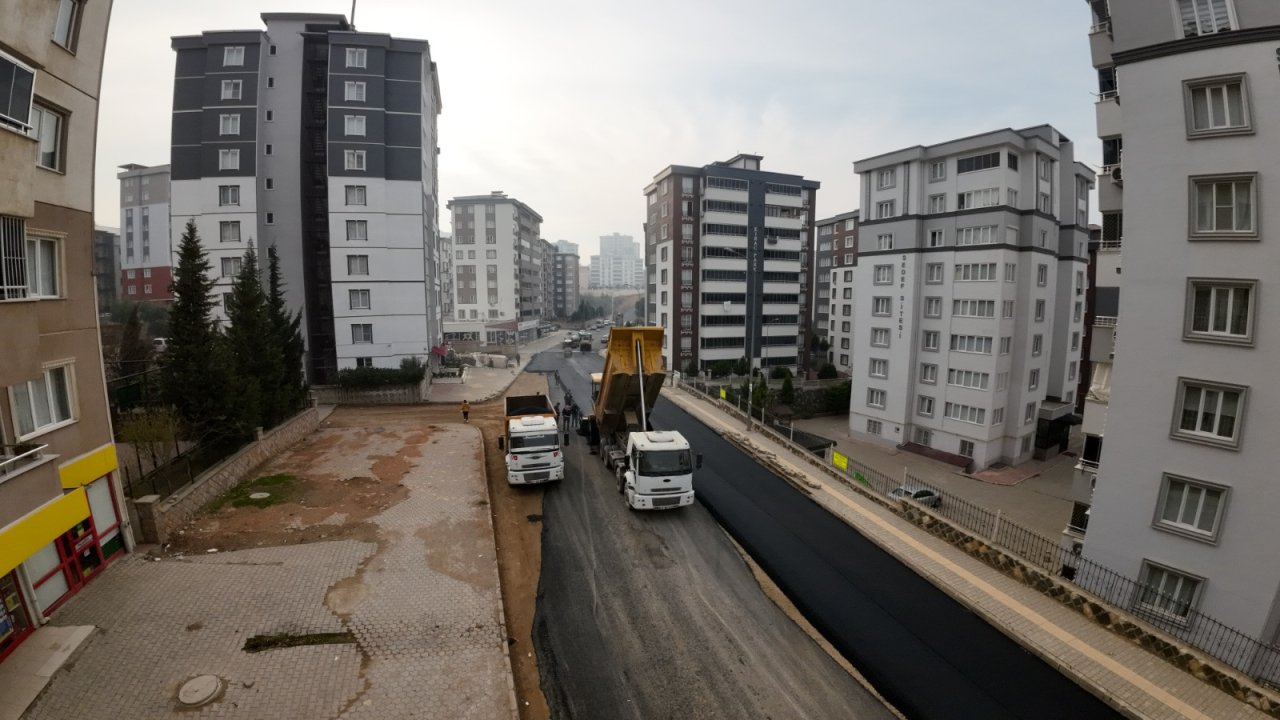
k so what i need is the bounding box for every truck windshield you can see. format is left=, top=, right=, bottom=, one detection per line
left=510, top=433, right=559, bottom=451
left=637, top=450, right=692, bottom=475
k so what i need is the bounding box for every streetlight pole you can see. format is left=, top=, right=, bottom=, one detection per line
left=745, top=227, right=759, bottom=430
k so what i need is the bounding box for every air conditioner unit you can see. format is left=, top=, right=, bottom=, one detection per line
left=1109, top=165, right=1123, bottom=184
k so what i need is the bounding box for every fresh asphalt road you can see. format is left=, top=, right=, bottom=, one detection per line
left=528, top=350, right=894, bottom=720
left=651, top=399, right=1124, bottom=720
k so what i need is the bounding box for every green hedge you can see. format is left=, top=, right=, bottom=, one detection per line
left=337, top=357, right=426, bottom=388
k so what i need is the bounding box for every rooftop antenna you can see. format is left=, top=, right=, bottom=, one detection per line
left=350, top=0, right=357, bottom=29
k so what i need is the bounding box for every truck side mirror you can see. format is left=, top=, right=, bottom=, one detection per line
left=497, top=437, right=505, bottom=451
left=696, top=453, right=703, bottom=469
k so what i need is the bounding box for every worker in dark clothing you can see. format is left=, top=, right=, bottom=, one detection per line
left=570, top=403, right=581, bottom=428
left=561, top=404, right=573, bottom=430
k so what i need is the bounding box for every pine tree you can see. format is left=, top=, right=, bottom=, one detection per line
left=118, top=304, right=151, bottom=371
left=266, top=246, right=306, bottom=425
left=163, top=219, right=235, bottom=442
left=224, top=248, right=278, bottom=435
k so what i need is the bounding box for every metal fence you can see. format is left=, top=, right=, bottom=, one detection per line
left=677, top=379, right=1280, bottom=688
left=119, top=439, right=243, bottom=500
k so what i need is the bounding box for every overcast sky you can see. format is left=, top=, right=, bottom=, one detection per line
left=94, top=0, right=1099, bottom=262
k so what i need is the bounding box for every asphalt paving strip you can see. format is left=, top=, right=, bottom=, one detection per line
left=527, top=351, right=895, bottom=720
left=653, top=397, right=1125, bottom=720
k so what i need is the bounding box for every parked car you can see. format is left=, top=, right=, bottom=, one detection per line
left=889, top=485, right=942, bottom=508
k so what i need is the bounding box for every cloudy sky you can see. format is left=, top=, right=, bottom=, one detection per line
left=94, top=0, right=1099, bottom=262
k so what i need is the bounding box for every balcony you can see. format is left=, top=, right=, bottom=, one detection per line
left=1094, top=315, right=1117, bottom=328
left=1098, top=239, right=1122, bottom=252
left=0, top=443, right=50, bottom=480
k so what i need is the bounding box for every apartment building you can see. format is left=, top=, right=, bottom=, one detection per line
left=849, top=127, right=1092, bottom=470
left=92, top=226, right=120, bottom=311
left=816, top=210, right=859, bottom=375
left=445, top=191, right=543, bottom=344
left=169, top=13, right=444, bottom=382
left=1, top=0, right=132, bottom=664
left=551, top=241, right=580, bottom=319
left=643, top=154, right=819, bottom=374
left=1079, top=0, right=1280, bottom=640
left=116, top=163, right=173, bottom=302
left=589, top=233, right=644, bottom=289
left=438, top=232, right=453, bottom=322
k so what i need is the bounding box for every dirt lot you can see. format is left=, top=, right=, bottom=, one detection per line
left=167, top=375, right=552, bottom=720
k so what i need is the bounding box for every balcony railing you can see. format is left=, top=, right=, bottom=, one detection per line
left=1094, top=315, right=1117, bottom=327
left=1076, top=457, right=1100, bottom=471
left=0, top=443, right=49, bottom=478
left=1090, top=19, right=1112, bottom=35
left=1099, top=240, right=1122, bottom=251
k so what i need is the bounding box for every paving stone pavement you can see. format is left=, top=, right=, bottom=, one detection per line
left=23, top=423, right=516, bottom=720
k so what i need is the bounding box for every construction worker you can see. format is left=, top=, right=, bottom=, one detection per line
left=461, top=400, right=471, bottom=423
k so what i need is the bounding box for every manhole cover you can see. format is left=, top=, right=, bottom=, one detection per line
left=178, top=675, right=223, bottom=707
left=248, top=492, right=271, bottom=500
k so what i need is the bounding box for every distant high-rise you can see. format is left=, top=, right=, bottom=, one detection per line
left=590, top=232, right=643, bottom=288
left=93, top=226, right=121, bottom=311
left=169, top=13, right=444, bottom=382
left=643, top=154, right=819, bottom=374
left=117, top=163, right=172, bottom=302
left=815, top=210, right=859, bottom=376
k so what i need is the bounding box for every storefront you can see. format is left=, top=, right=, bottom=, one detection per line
left=0, top=570, right=34, bottom=663
left=21, top=477, right=125, bottom=618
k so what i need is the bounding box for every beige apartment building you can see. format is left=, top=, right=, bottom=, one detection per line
left=0, top=0, right=130, bottom=664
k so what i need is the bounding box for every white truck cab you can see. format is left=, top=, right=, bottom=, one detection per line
left=503, top=413, right=564, bottom=485
left=618, top=431, right=695, bottom=510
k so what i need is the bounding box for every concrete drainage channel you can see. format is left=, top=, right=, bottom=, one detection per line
left=175, top=632, right=357, bottom=708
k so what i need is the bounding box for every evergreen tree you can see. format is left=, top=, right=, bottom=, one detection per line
left=118, top=304, right=151, bottom=371
left=224, top=248, right=278, bottom=435
left=266, top=246, right=306, bottom=424
left=779, top=375, right=796, bottom=405
left=163, top=220, right=235, bottom=442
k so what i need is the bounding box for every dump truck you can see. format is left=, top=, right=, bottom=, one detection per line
left=497, top=394, right=564, bottom=485
left=584, top=326, right=697, bottom=510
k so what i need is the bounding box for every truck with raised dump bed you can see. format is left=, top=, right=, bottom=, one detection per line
left=586, top=326, right=698, bottom=510
left=497, top=394, right=564, bottom=485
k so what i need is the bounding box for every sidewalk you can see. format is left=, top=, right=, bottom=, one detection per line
left=665, top=387, right=1271, bottom=720
left=794, top=415, right=1076, bottom=540
left=427, top=333, right=565, bottom=404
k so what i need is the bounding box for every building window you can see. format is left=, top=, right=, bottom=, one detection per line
left=944, top=402, right=985, bottom=425
left=1028, top=369, right=1040, bottom=390
left=31, top=105, right=64, bottom=171
left=997, top=372, right=1008, bottom=390
left=1032, top=334, right=1043, bottom=355
left=218, top=148, right=240, bottom=171
left=1025, top=402, right=1037, bottom=424
left=876, top=168, right=896, bottom=189
left=219, top=221, right=241, bottom=243
left=952, top=300, right=994, bottom=318
left=869, top=358, right=888, bottom=379
left=924, top=296, right=942, bottom=318
left=352, top=323, right=373, bottom=344
left=349, top=289, right=371, bottom=310
left=876, top=200, right=894, bottom=219
left=265, top=178, right=275, bottom=190
left=958, top=440, right=975, bottom=458
left=263, top=143, right=273, bottom=156
left=867, top=388, right=886, bottom=409
left=914, top=428, right=932, bottom=446
left=355, top=357, right=373, bottom=368
left=220, top=256, right=242, bottom=278
left=1068, top=361, right=1078, bottom=381
left=1000, top=336, right=1012, bottom=355
left=956, top=226, right=996, bottom=246
left=873, top=265, right=893, bottom=284
left=1186, top=279, right=1254, bottom=344
left=920, top=363, right=937, bottom=384
left=346, top=47, right=368, bottom=68
left=344, top=220, right=368, bottom=242
left=52, top=0, right=81, bottom=50
left=218, top=185, right=239, bottom=206
left=347, top=254, right=370, bottom=275
left=1037, top=264, right=1048, bottom=286
left=950, top=335, right=992, bottom=354
left=925, top=263, right=943, bottom=284
left=1071, top=331, right=1080, bottom=351
left=1191, top=175, right=1255, bottom=237
left=872, top=296, right=891, bottom=316
left=220, top=79, right=242, bottom=100
left=922, top=330, right=940, bottom=351
left=1137, top=562, right=1202, bottom=621
left=1073, top=301, right=1083, bottom=323
left=265, top=110, right=274, bottom=122
left=866, top=419, right=882, bottom=435
left=1035, top=299, right=1046, bottom=321
left=957, top=189, right=999, bottom=210
left=24, top=236, right=60, bottom=297
left=344, top=150, right=367, bottom=171
left=1173, top=378, right=1244, bottom=448
left=223, top=45, right=245, bottom=66
left=264, top=212, right=274, bottom=225
left=346, top=185, right=367, bottom=205
left=1177, top=0, right=1234, bottom=37
left=992, top=408, right=1004, bottom=425
left=266, top=77, right=275, bottom=89
left=0, top=51, right=36, bottom=132
left=871, top=328, right=890, bottom=347
left=928, top=161, right=946, bottom=181
left=948, top=369, right=989, bottom=390
left=954, top=263, right=996, bottom=281
left=928, top=194, right=946, bottom=214
left=918, top=396, right=935, bottom=417
left=344, top=81, right=367, bottom=102
left=11, top=363, right=74, bottom=437
left=928, top=229, right=943, bottom=247
left=344, top=114, right=366, bottom=136
left=1007, top=189, right=1018, bottom=207
left=1002, top=300, right=1015, bottom=318
left=1156, top=474, right=1227, bottom=542
left=1185, top=75, right=1250, bottom=137
left=957, top=151, right=999, bottom=174
left=876, top=234, right=893, bottom=251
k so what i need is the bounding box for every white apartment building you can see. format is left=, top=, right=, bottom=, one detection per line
left=589, top=233, right=644, bottom=288
left=827, top=266, right=856, bottom=375
left=1079, top=0, right=1280, bottom=641
left=850, top=127, right=1092, bottom=470
left=644, top=154, right=819, bottom=374
left=816, top=210, right=859, bottom=375
left=444, top=191, right=543, bottom=344
left=117, top=164, right=173, bottom=302
left=169, top=13, right=443, bottom=382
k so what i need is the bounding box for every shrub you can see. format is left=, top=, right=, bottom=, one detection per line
left=769, top=366, right=792, bottom=380
left=824, top=381, right=852, bottom=412
left=709, top=361, right=734, bottom=379
left=817, top=363, right=839, bottom=380
left=337, top=356, right=427, bottom=388
left=779, top=375, right=796, bottom=405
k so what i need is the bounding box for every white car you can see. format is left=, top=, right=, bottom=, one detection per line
left=889, top=486, right=942, bottom=508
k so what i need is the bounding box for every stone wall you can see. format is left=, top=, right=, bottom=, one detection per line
left=131, top=407, right=320, bottom=545
left=311, top=379, right=426, bottom=405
